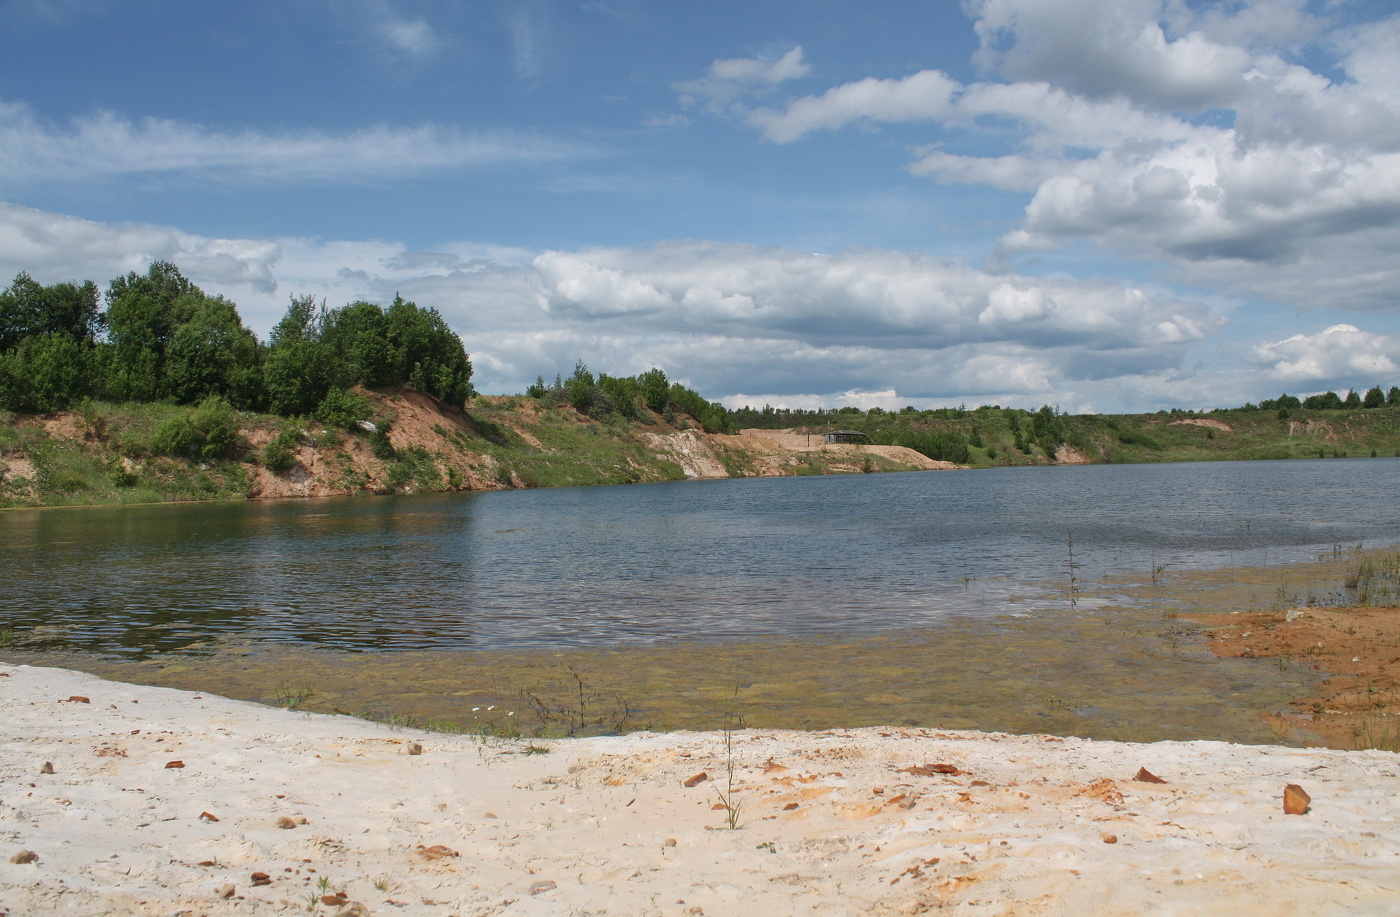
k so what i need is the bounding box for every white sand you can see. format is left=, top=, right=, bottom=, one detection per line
left=2, top=662, right=1399, bottom=916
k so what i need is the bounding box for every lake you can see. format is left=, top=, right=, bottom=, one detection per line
left=5, top=458, right=1396, bottom=655
left=4, top=459, right=1396, bottom=743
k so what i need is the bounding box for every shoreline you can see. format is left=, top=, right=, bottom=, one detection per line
left=3, top=661, right=1399, bottom=915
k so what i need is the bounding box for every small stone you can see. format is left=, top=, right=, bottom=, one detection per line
left=528, top=880, right=557, bottom=896
left=9, top=850, right=39, bottom=864
left=1133, top=767, right=1167, bottom=784
left=1284, top=784, right=1311, bottom=815
left=165, top=760, right=185, bottom=769
left=250, top=872, right=272, bottom=887
left=276, top=816, right=299, bottom=829
left=1102, top=834, right=1118, bottom=844
left=217, top=884, right=235, bottom=899
left=782, top=803, right=799, bottom=811
left=406, top=742, right=423, bottom=756
left=415, top=844, right=458, bottom=861
left=664, top=838, right=677, bottom=847
left=67, top=695, right=90, bottom=704
left=683, top=772, right=709, bottom=788
left=39, top=761, right=54, bottom=775
left=333, top=904, right=371, bottom=917
left=321, top=893, right=349, bottom=905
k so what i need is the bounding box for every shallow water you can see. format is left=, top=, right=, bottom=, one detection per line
left=7, top=459, right=1393, bottom=744
left=5, top=458, right=1398, bottom=655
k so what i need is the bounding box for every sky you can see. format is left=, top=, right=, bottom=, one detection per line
left=2, top=0, right=1399, bottom=413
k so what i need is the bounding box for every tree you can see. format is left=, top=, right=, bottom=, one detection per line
left=383, top=295, right=474, bottom=405
left=323, top=301, right=392, bottom=386
left=1343, top=389, right=1362, bottom=408
left=165, top=296, right=263, bottom=408
left=1389, top=386, right=1400, bottom=406
left=639, top=367, right=669, bottom=413
left=0, top=334, right=92, bottom=412
left=565, top=360, right=595, bottom=410
left=103, top=261, right=263, bottom=406
left=1302, top=391, right=1343, bottom=410
left=1363, top=386, right=1386, bottom=408
left=0, top=272, right=101, bottom=351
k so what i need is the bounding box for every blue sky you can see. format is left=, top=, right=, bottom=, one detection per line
left=2, top=0, right=1399, bottom=412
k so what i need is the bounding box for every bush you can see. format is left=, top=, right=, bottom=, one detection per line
left=151, top=396, right=241, bottom=460
left=369, top=424, right=395, bottom=460
left=316, top=387, right=373, bottom=429
left=262, top=425, right=302, bottom=473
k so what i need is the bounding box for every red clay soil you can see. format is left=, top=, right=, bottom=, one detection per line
left=1186, top=605, right=1400, bottom=749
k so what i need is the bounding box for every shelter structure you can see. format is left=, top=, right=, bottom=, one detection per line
left=823, top=430, right=869, bottom=444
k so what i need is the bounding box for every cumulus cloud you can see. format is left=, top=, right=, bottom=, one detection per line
left=1249, top=324, right=1400, bottom=387
left=968, top=0, right=1253, bottom=111
left=0, top=97, right=590, bottom=186
left=8, top=202, right=1395, bottom=413
left=689, top=1, right=1400, bottom=314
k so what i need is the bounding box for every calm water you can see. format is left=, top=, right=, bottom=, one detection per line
left=4, top=459, right=1399, bottom=656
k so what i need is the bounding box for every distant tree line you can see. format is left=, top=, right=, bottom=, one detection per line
left=1254, top=387, right=1400, bottom=416
left=0, top=262, right=474, bottom=419
left=527, top=362, right=735, bottom=433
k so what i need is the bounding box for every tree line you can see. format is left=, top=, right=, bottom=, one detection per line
left=526, top=362, right=735, bottom=433
left=0, top=262, right=474, bottom=420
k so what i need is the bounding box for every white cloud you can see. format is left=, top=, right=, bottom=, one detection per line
left=1249, top=324, right=1400, bottom=385
left=751, top=70, right=959, bottom=143
left=7, top=202, right=1396, bottom=413
left=0, top=97, right=590, bottom=186
left=331, top=0, right=441, bottom=60
left=693, top=2, right=1400, bottom=315
left=675, top=47, right=811, bottom=112
left=968, top=0, right=1254, bottom=110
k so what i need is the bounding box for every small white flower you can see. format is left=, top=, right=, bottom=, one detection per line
left=472, top=707, right=481, bottom=712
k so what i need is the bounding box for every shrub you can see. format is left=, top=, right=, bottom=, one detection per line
left=262, top=425, right=302, bottom=473
left=150, top=396, right=241, bottom=460
left=369, top=424, right=395, bottom=460
left=316, top=387, right=373, bottom=429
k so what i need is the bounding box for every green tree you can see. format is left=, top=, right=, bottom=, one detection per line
left=1343, top=389, right=1362, bottom=408
left=323, top=301, right=392, bottom=386
left=383, top=295, right=474, bottom=405
left=639, top=367, right=669, bottom=413
left=103, top=261, right=202, bottom=401
left=1302, top=391, right=1343, bottom=410
left=0, top=334, right=93, bottom=412
left=1363, top=386, right=1386, bottom=408
left=566, top=360, right=595, bottom=410
left=263, top=295, right=336, bottom=416
left=0, top=272, right=101, bottom=350
left=165, top=295, right=263, bottom=408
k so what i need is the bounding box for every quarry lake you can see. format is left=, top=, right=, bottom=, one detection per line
left=6, top=458, right=1400, bottom=656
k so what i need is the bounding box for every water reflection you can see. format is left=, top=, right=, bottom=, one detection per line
left=4, top=458, right=1399, bottom=655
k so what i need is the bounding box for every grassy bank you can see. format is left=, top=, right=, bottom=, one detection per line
left=736, top=402, right=1400, bottom=467
left=5, top=392, right=1400, bottom=510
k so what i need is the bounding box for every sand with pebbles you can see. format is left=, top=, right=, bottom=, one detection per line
left=3, top=662, right=1399, bottom=916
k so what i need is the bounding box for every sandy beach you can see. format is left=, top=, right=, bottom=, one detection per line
left=3, top=662, right=1399, bottom=915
